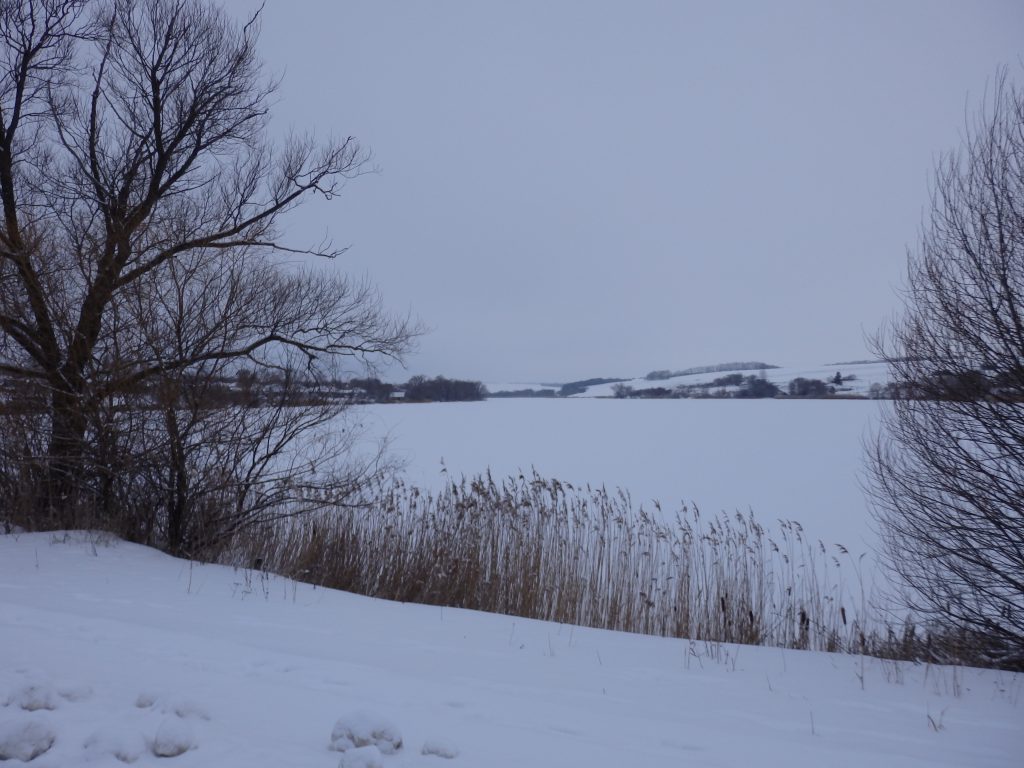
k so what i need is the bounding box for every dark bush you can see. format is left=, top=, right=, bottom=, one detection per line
left=735, top=377, right=781, bottom=398
left=709, top=373, right=746, bottom=387
left=788, top=378, right=832, bottom=397
left=558, top=377, right=629, bottom=397
left=404, top=376, right=487, bottom=402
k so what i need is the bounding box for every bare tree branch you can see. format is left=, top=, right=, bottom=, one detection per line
left=869, top=69, right=1024, bottom=669
left=0, top=0, right=419, bottom=552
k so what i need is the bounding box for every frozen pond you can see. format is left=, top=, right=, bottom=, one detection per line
left=354, top=398, right=885, bottom=558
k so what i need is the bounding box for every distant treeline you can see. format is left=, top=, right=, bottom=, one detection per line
left=645, top=362, right=779, bottom=381
left=488, top=388, right=557, bottom=399
left=615, top=371, right=865, bottom=400
left=557, top=377, right=630, bottom=397
left=137, top=373, right=490, bottom=407
left=486, top=376, right=631, bottom=399
left=345, top=375, right=488, bottom=403
left=403, top=376, right=487, bottom=402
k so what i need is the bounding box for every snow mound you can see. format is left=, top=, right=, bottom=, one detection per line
left=132, top=692, right=209, bottom=719
left=151, top=717, right=195, bottom=758
left=83, top=727, right=146, bottom=764
left=57, top=683, right=93, bottom=703
left=6, top=682, right=58, bottom=712
left=421, top=738, right=460, bottom=759
left=0, top=717, right=56, bottom=761
left=329, top=711, right=402, bottom=754
left=337, top=744, right=384, bottom=768
left=168, top=697, right=211, bottom=721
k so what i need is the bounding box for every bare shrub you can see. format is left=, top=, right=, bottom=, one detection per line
left=869, top=71, right=1024, bottom=669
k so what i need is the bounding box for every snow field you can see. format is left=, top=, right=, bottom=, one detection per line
left=1, top=533, right=1020, bottom=767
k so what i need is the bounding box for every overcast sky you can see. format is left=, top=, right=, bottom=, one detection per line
left=236, top=1, right=1023, bottom=383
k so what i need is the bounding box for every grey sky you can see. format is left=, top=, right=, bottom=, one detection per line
left=238, top=1, right=1023, bottom=383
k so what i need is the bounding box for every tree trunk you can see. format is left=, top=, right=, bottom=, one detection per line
left=165, top=406, right=188, bottom=555
left=44, top=384, right=88, bottom=529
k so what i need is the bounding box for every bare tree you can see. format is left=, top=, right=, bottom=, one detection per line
left=0, top=0, right=414, bottom=547
left=869, top=71, right=1024, bottom=669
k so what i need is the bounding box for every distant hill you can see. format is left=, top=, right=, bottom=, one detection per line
left=645, top=362, right=778, bottom=381
left=575, top=361, right=893, bottom=398
left=485, top=361, right=893, bottom=399
left=557, top=377, right=630, bottom=397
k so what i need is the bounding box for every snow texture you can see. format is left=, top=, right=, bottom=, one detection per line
left=83, top=726, right=147, bottom=763
left=57, top=683, right=93, bottom=703
left=329, top=711, right=402, bottom=754
left=336, top=744, right=384, bottom=768
left=421, top=738, right=460, bottom=758
left=151, top=717, right=195, bottom=757
left=6, top=682, right=58, bottom=711
left=167, top=698, right=211, bottom=721
left=0, top=717, right=56, bottom=761
left=0, top=532, right=1021, bottom=766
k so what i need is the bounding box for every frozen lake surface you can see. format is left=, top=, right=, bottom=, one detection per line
left=356, top=398, right=885, bottom=559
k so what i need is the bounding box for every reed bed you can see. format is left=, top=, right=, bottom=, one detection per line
left=229, top=472, right=878, bottom=653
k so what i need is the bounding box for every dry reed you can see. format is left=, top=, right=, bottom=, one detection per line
left=228, top=472, right=878, bottom=653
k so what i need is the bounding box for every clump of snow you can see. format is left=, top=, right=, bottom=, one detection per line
left=169, top=697, right=211, bottom=720
left=6, top=682, right=58, bottom=711
left=151, top=717, right=195, bottom=758
left=329, top=711, right=402, bottom=754
left=57, top=683, right=93, bottom=703
left=421, top=738, right=460, bottom=759
left=83, top=727, right=146, bottom=764
left=337, top=744, right=384, bottom=768
left=0, top=717, right=57, bottom=761
left=133, top=692, right=210, bottom=719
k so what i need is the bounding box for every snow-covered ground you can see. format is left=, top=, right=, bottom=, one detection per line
left=1, top=532, right=1020, bottom=767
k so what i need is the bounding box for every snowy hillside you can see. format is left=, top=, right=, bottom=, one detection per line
left=575, top=361, right=891, bottom=398
left=1, top=533, right=1020, bottom=767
